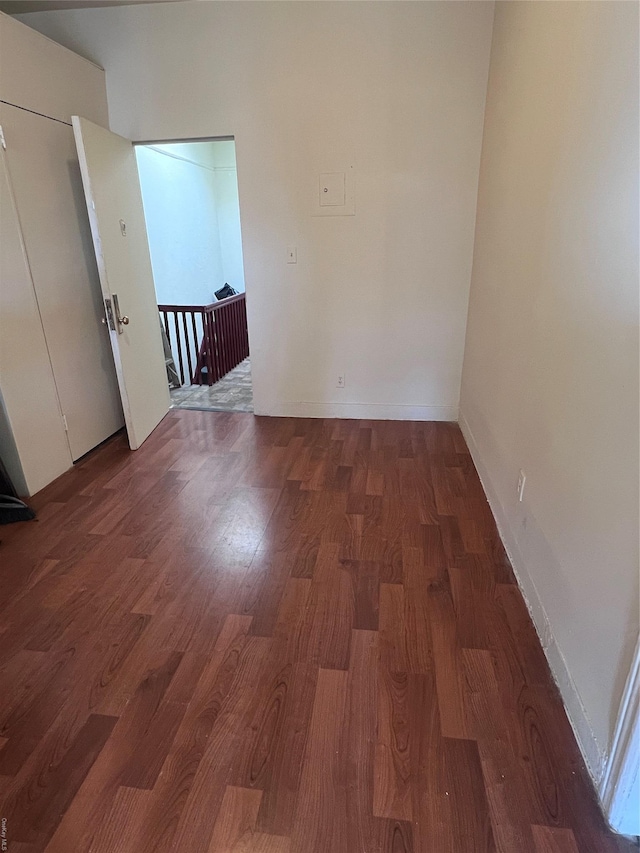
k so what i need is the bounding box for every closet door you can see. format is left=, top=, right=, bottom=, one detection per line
left=0, top=144, right=72, bottom=494
left=0, top=102, right=124, bottom=461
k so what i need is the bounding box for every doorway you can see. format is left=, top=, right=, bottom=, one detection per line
left=134, top=138, right=253, bottom=413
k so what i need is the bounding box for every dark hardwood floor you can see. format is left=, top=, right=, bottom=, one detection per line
left=0, top=411, right=633, bottom=852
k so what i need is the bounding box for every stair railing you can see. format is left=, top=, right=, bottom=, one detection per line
left=158, top=292, right=249, bottom=386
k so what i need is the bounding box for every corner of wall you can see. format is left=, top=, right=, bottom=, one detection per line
left=458, top=405, right=607, bottom=788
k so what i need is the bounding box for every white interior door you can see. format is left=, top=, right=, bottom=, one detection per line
left=0, top=102, right=124, bottom=461
left=72, top=116, right=170, bottom=450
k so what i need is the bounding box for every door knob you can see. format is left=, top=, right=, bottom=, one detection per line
left=111, top=294, right=129, bottom=334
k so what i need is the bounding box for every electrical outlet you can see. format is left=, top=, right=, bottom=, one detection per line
left=337, top=374, right=345, bottom=389
left=517, top=469, right=526, bottom=502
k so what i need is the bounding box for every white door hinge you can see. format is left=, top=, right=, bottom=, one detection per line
left=62, top=414, right=69, bottom=432
left=0, top=125, right=6, bottom=150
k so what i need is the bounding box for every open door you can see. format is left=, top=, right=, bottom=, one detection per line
left=72, top=116, right=169, bottom=450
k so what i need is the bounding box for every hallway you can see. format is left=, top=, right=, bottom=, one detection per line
left=0, top=411, right=632, bottom=852
left=170, top=357, right=253, bottom=413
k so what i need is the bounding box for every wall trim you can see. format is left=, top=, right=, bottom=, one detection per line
left=458, top=408, right=606, bottom=786
left=256, top=401, right=459, bottom=421
left=142, top=144, right=236, bottom=173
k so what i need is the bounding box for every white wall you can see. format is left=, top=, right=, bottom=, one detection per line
left=136, top=144, right=224, bottom=306
left=210, top=141, right=246, bottom=295
left=19, top=1, right=495, bottom=420
left=0, top=12, right=111, bottom=495
left=136, top=140, right=245, bottom=305
left=459, top=0, right=639, bottom=787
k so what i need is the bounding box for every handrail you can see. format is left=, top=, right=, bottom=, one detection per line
left=158, top=293, right=246, bottom=314
left=158, top=292, right=249, bottom=387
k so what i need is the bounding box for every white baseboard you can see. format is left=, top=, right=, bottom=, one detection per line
left=255, top=401, right=458, bottom=421
left=458, top=409, right=606, bottom=787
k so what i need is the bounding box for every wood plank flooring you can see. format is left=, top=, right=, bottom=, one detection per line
left=0, top=411, right=633, bottom=853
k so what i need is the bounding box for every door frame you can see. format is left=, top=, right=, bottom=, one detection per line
left=599, top=637, right=640, bottom=836
left=132, top=134, right=253, bottom=394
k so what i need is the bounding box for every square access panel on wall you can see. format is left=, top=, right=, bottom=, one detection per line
left=312, top=165, right=355, bottom=216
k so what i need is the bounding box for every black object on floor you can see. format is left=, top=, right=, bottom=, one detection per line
left=214, top=283, right=237, bottom=300
left=0, top=455, right=35, bottom=524
left=0, top=495, right=36, bottom=525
